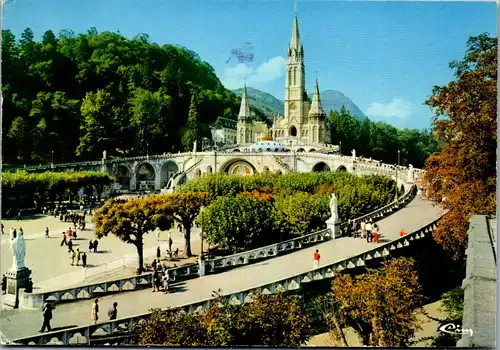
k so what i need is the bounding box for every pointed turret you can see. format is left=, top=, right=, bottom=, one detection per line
left=238, top=84, right=251, bottom=119
left=288, top=14, right=303, bottom=61
left=309, top=79, right=325, bottom=116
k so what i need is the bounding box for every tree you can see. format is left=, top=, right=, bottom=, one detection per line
left=182, top=94, right=202, bottom=151
left=137, top=291, right=312, bottom=346
left=160, top=192, right=210, bottom=257
left=93, top=196, right=174, bottom=272
left=423, top=33, right=497, bottom=259
left=202, top=195, right=276, bottom=253
left=328, top=257, right=424, bottom=347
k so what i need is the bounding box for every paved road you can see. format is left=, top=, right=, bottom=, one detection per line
left=0, top=195, right=442, bottom=341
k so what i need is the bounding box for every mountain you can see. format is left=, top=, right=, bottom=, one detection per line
left=320, top=90, right=366, bottom=120
left=232, top=87, right=284, bottom=117
left=232, top=87, right=365, bottom=121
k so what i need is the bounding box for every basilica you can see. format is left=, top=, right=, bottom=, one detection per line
left=235, top=14, right=331, bottom=147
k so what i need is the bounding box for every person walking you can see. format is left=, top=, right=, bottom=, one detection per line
left=361, top=221, right=366, bottom=239
left=44, top=226, right=49, bottom=239
left=162, top=272, right=171, bottom=294
left=70, top=249, right=76, bottom=266
left=155, top=227, right=161, bottom=241
left=60, top=232, right=67, bottom=246
left=82, top=252, right=87, bottom=267
left=1, top=223, right=4, bottom=235
left=152, top=259, right=157, bottom=271
left=157, top=246, right=161, bottom=260
left=67, top=239, right=73, bottom=252
left=152, top=271, right=161, bottom=292
left=89, top=239, right=93, bottom=253
left=168, top=235, right=173, bottom=253
left=76, top=248, right=81, bottom=266
left=93, top=240, right=99, bottom=253
left=313, top=249, right=321, bottom=269
left=91, top=299, right=99, bottom=324
left=108, top=302, right=118, bottom=320
left=39, top=302, right=53, bottom=333
left=365, top=221, right=373, bottom=243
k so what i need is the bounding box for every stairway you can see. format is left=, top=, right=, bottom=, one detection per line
left=273, top=155, right=294, bottom=173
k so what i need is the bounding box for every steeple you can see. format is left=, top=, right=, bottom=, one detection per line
left=309, top=79, right=325, bottom=116
left=288, top=14, right=303, bottom=61
left=238, top=84, right=251, bottom=119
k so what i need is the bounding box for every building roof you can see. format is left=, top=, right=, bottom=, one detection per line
left=238, top=84, right=252, bottom=119
left=309, top=79, right=325, bottom=116
left=210, top=117, right=237, bottom=130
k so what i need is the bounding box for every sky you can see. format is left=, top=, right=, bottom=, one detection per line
left=2, top=0, right=497, bottom=130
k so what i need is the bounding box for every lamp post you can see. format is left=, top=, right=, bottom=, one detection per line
left=146, top=142, right=149, bottom=158
left=51, top=151, right=54, bottom=165
left=339, top=141, right=342, bottom=155
left=395, top=150, right=400, bottom=205
left=200, top=207, right=204, bottom=260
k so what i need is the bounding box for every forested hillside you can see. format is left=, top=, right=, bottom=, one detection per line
left=2, top=28, right=242, bottom=165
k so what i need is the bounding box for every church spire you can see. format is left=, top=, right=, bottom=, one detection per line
left=290, top=14, right=301, bottom=50
left=238, top=83, right=251, bottom=119
left=309, top=79, right=325, bottom=116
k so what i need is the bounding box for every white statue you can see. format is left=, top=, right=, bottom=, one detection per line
left=329, top=193, right=338, bottom=222
left=10, top=231, right=27, bottom=271
left=102, top=150, right=107, bottom=159
left=193, top=141, right=197, bottom=153
left=351, top=149, right=356, bottom=160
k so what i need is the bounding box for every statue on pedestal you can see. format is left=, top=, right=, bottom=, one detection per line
left=9, top=231, right=27, bottom=271
left=193, top=141, right=197, bottom=153
left=351, top=149, right=356, bottom=160
left=102, top=150, right=107, bottom=160
left=329, top=193, right=338, bottom=223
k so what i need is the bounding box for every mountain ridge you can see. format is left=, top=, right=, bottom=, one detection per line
left=231, top=87, right=365, bottom=121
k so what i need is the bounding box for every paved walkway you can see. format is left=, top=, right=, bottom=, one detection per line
left=0, top=195, right=442, bottom=341
left=1, top=215, right=203, bottom=289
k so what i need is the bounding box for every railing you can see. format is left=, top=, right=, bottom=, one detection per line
left=10, top=215, right=443, bottom=345
left=273, top=155, right=293, bottom=172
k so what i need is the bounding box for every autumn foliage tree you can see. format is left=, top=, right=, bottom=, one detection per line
left=423, top=33, right=497, bottom=259
left=137, top=291, right=312, bottom=346
left=93, top=195, right=175, bottom=272
left=324, top=257, right=424, bottom=347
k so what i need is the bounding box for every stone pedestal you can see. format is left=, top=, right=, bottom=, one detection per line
left=326, top=218, right=341, bottom=239
left=198, top=258, right=206, bottom=277
left=4, top=268, right=31, bottom=309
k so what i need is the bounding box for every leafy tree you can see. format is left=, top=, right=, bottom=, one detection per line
left=202, top=195, right=275, bottom=253
left=93, top=196, right=174, bottom=272
left=328, top=257, right=424, bottom=347
left=423, top=33, right=497, bottom=259
left=137, top=291, right=312, bottom=346
left=182, top=94, right=202, bottom=151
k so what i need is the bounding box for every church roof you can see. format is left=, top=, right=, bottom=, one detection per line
left=238, top=84, right=252, bottom=119
left=309, top=79, right=325, bottom=116
left=211, top=117, right=237, bottom=130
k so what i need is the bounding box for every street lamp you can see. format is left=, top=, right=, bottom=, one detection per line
left=339, top=141, right=342, bottom=155
left=51, top=151, right=54, bottom=165
left=395, top=150, right=401, bottom=204
left=146, top=142, right=149, bottom=158
left=200, top=207, right=205, bottom=260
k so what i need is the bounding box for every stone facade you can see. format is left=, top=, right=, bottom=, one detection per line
left=236, top=14, right=330, bottom=148
left=210, top=117, right=237, bottom=146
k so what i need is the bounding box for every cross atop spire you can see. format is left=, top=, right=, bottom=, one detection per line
left=294, top=0, right=298, bottom=14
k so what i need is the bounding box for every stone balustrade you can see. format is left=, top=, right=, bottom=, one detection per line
left=10, top=215, right=442, bottom=346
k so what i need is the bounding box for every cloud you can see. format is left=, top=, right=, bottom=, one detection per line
left=222, top=56, right=286, bottom=90
left=365, top=98, right=413, bottom=120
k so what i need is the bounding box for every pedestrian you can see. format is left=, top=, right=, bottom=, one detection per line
left=70, top=249, right=76, bottom=266
left=366, top=221, right=373, bottom=243
left=93, top=240, right=99, bottom=253
left=76, top=248, right=81, bottom=266
left=44, top=226, right=49, bottom=239
left=89, top=239, right=93, bottom=252
left=351, top=220, right=357, bottom=238
left=162, top=272, right=170, bottom=294
left=82, top=252, right=87, bottom=267
left=108, top=302, right=118, bottom=320
left=91, top=299, right=99, bottom=324
left=156, top=227, right=161, bottom=241
left=9, top=227, right=14, bottom=237
left=19, top=227, right=24, bottom=236
left=1, top=274, right=6, bottom=294
left=313, top=249, right=321, bottom=269
left=17, top=210, right=21, bottom=221
left=67, top=239, right=73, bottom=252
left=1, top=223, right=4, bottom=235
left=399, top=228, right=406, bottom=237
left=157, top=246, right=161, bottom=260
left=152, top=259, right=157, bottom=271
left=39, top=302, right=53, bottom=333
left=361, top=221, right=366, bottom=239
left=60, top=232, right=67, bottom=246
left=152, top=271, right=160, bottom=292
left=168, top=235, right=173, bottom=253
